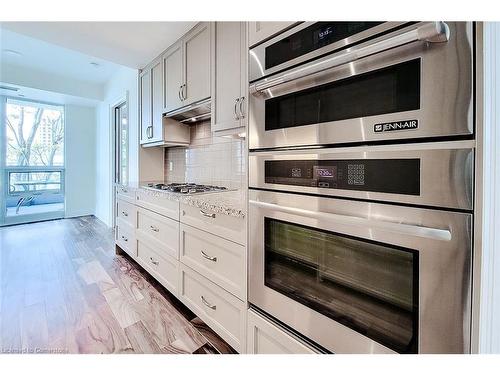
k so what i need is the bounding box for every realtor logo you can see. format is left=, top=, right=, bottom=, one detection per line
left=374, top=119, right=419, bottom=133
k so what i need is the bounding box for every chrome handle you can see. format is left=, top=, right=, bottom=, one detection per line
left=150, top=225, right=159, bottom=232
left=121, top=211, right=128, bottom=217
left=178, top=86, right=183, bottom=101
left=238, top=96, right=245, bottom=119
left=200, top=210, right=216, bottom=219
left=121, top=188, right=128, bottom=193
left=249, top=200, right=452, bottom=241
left=149, top=125, right=153, bottom=139
left=234, top=98, right=240, bottom=120
left=250, top=22, right=450, bottom=95
left=182, top=84, right=187, bottom=100
left=150, top=257, right=159, bottom=265
left=121, top=235, right=128, bottom=242
left=201, top=250, right=217, bottom=262
left=201, top=296, right=216, bottom=310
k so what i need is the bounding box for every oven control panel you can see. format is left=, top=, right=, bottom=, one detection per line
left=264, top=159, right=420, bottom=195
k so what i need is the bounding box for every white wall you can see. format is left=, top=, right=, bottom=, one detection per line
left=478, top=22, right=500, bottom=354
left=94, top=65, right=163, bottom=227
left=65, top=105, right=97, bottom=218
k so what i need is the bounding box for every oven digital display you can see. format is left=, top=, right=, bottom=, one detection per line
left=264, top=159, right=420, bottom=195
left=315, top=166, right=336, bottom=179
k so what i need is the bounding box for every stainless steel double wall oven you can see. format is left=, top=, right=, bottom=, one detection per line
left=248, top=22, right=475, bottom=354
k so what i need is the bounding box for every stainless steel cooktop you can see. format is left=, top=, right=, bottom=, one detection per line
left=144, top=182, right=228, bottom=195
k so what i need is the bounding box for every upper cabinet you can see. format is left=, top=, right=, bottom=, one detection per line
left=162, top=22, right=213, bottom=113
left=183, top=22, right=212, bottom=106
left=162, top=41, right=183, bottom=113
left=212, top=22, right=247, bottom=134
left=248, top=21, right=297, bottom=47
left=140, top=56, right=163, bottom=144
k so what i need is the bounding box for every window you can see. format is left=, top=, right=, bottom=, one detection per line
left=2, top=98, right=65, bottom=224
left=6, top=99, right=64, bottom=167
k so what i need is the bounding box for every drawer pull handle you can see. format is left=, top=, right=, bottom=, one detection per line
left=121, top=235, right=128, bottom=242
left=200, top=210, right=216, bottom=219
left=201, top=296, right=216, bottom=310
left=150, top=225, right=159, bottom=232
left=201, top=250, right=217, bottom=262
left=150, top=257, right=159, bottom=265
left=122, top=211, right=128, bottom=217
left=121, top=188, right=128, bottom=193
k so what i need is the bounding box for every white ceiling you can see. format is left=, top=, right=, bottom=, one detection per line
left=0, top=28, right=122, bottom=84
left=0, top=21, right=197, bottom=69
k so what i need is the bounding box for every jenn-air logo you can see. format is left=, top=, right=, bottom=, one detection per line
left=374, top=120, right=419, bottom=133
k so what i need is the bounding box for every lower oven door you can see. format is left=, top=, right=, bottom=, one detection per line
left=248, top=189, right=472, bottom=354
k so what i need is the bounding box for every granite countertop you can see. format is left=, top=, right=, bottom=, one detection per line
left=119, top=182, right=246, bottom=219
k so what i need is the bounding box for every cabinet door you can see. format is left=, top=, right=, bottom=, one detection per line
left=139, top=69, right=151, bottom=143
left=248, top=21, right=296, bottom=47
left=213, top=22, right=242, bottom=133
left=183, top=22, right=211, bottom=105
left=163, top=41, right=184, bottom=113
left=151, top=58, right=163, bottom=142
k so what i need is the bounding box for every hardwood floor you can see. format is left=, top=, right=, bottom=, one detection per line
left=0, top=216, right=236, bottom=354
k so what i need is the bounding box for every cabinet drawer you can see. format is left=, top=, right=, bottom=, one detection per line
left=137, top=240, right=179, bottom=296
left=116, top=185, right=135, bottom=203
left=180, top=203, right=245, bottom=245
left=136, top=207, right=179, bottom=260
left=247, top=309, right=317, bottom=354
left=180, top=224, right=246, bottom=300
left=179, top=264, right=246, bottom=352
left=117, top=199, right=136, bottom=227
left=135, top=189, right=180, bottom=220
left=116, top=221, right=136, bottom=258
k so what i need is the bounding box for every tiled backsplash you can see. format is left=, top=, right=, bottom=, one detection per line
left=164, top=121, right=246, bottom=189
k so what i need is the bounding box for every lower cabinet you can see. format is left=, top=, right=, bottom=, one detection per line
left=136, top=240, right=179, bottom=297
left=178, top=263, right=246, bottom=352
left=246, top=309, right=318, bottom=354
left=115, top=190, right=248, bottom=353
left=116, top=219, right=137, bottom=258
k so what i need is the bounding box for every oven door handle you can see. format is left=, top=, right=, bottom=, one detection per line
left=249, top=200, right=452, bottom=241
left=250, top=21, right=450, bottom=95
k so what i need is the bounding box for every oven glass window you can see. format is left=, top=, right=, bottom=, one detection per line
left=265, top=22, right=384, bottom=70
left=264, top=218, right=418, bottom=353
left=265, top=59, right=421, bottom=132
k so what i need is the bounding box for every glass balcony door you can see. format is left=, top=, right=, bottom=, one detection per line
left=1, top=97, right=65, bottom=226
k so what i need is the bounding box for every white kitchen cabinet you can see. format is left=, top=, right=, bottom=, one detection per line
left=246, top=309, right=318, bottom=354
left=248, top=21, right=297, bottom=47
left=212, top=22, right=247, bottom=135
left=161, top=22, right=213, bottom=114
left=183, top=22, right=212, bottom=106
left=140, top=57, right=163, bottom=144
left=179, top=263, right=246, bottom=353
left=139, top=69, right=151, bottom=143
left=162, top=41, right=183, bottom=113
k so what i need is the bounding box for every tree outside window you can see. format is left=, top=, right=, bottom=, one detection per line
left=6, top=99, right=64, bottom=167
left=4, top=99, right=64, bottom=195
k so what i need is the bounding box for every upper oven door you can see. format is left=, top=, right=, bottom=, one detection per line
left=248, top=189, right=472, bottom=354
left=249, top=22, right=401, bottom=82
left=248, top=22, right=473, bottom=150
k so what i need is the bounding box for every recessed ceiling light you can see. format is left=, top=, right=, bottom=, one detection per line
left=89, top=62, right=100, bottom=68
left=2, top=49, right=23, bottom=57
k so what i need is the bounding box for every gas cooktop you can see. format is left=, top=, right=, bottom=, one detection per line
left=145, top=182, right=228, bottom=194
